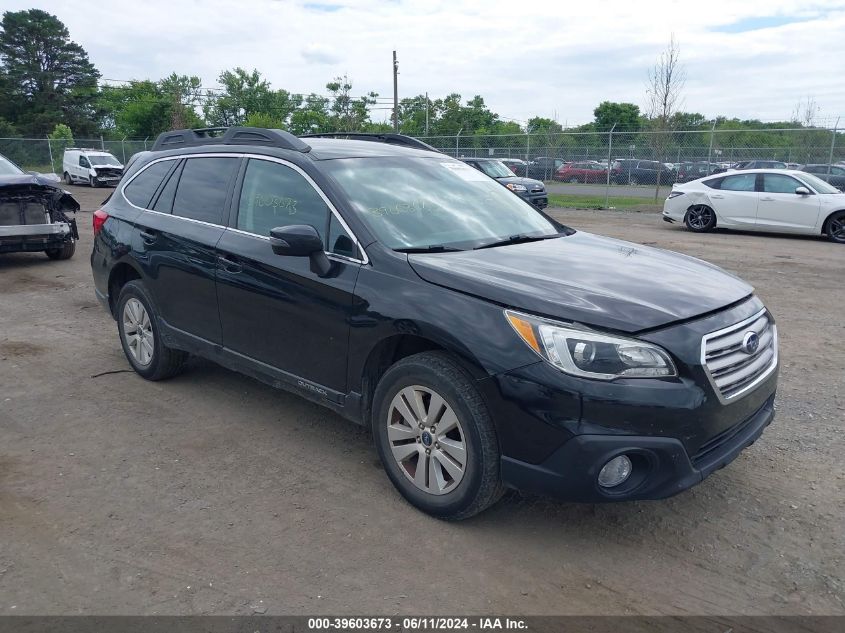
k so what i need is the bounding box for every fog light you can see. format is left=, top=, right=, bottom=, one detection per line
left=598, top=455, right=632, bottom=488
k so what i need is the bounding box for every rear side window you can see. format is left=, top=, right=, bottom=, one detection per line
left=237, top=159, right=329, bottom=239
left=152, top=161, right=183, bottom=213
left=123, top=160, right=175, bottom=208
left=720, top=174, right=757, bottom=192
left=172, top=157, right=239, bottom=224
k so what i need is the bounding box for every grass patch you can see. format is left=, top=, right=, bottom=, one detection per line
left=548, top=193, right=661, bottom=210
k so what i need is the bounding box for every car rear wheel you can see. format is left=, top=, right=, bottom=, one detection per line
left=45, top=240, right=75, bottom=260
left=372, top=351, right=503, bottom=520
left=63, top=172, right=72, bottom=185
left=824, top=210, right=845, bottom=243
left=684, top=205, right=717, bottom=232
left=568, top=176, right=579, bottom=184
left=116, top=280, right=187, bottom=380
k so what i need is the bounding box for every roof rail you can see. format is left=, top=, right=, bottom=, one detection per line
left=300, top=132, right=441, bottom=153
left=151, top=127, right=311, bottom=153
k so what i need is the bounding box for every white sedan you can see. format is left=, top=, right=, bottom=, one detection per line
left=662, top=169, right=845, bottom=243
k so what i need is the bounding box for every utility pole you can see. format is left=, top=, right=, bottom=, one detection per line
left=392, top=51, right=399, bottom=132
left=424, top=92, right=429, bottom=136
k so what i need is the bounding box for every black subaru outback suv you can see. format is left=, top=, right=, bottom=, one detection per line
left=91, top=127, right=778, bottom=519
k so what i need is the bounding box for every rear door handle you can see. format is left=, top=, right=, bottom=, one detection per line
left=218, top=255, right=243, bottom=273
left=760, top=197, right=775, bottom=201
left=711, top=194, right=724, bottom=199
left=139, top=230, right=157, bottom=244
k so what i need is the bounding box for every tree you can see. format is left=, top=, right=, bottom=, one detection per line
left=593, top=102, right=640, bottom=132
left=204, top=68, right=301, bottom=128
left=326, top=74, right=377, bottom=132
left=645, top=35, right=685, bottom=199
left=47, top=123, right=73, bottom=172
left=0, top=9, right=100, bottom=136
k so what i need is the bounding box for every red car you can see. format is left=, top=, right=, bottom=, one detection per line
left=555, top=161, right=612, bottom=183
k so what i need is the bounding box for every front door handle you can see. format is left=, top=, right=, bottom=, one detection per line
left=139, top=230, right=157, bottom=244
left=218, top=255, right=243, bottom=273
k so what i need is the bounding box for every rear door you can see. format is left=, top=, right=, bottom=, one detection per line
left=216, top=156, right=363, bottom=394
left=131, top=155, right=241, bottom=343
left=709, top=172, right=759, bottom=227
left=755, top=172, right=821, bottom=232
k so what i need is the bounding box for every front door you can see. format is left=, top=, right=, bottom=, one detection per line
left=216, top=157, right=362, bottom=394
left=756, top=172, right=821, bottom=232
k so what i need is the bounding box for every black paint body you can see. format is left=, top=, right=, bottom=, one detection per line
left=91, top=139, right=778, bottom=502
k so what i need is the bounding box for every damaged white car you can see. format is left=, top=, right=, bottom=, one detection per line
left=0, top=154, right=80, bottom=259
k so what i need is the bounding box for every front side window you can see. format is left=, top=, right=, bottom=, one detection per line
left=123, top=160, right=175, bottom=208
left=79, top=156, right=90, bottom=168
left=720, top=174, right=757, bottom=192
left=172, top=157, right=239, bottom=224
left=324, top=157, right=560, bottom=250
left=237, top=159, right=329, bottom=240
left=762, top=173, right=802, bottom=194
left=0, top=156, right=23, bottom=176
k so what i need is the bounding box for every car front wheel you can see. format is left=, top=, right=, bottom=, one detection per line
left=372, top=352, right=503, bottom=520
left=116, top=280, right=187, bottom=380
left=824, top=210, right=845, bottom=243
left=684, top=205, right=717, bottom=232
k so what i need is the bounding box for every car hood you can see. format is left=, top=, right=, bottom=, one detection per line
left=0, top=174, right=80, bottom=211
left=496, top=176, right=544, bottom=189
left=407, top=231, right=753, bottom=333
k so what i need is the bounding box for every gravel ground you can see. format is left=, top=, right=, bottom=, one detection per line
left=0, top=185, right=843, bottom=616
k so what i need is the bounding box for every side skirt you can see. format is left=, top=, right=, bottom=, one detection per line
left=157, top=318, right=364, bottom=425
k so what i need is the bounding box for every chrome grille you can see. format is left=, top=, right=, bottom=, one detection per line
left=701, top=309, right=778, bottom=403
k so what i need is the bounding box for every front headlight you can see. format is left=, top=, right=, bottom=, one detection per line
left=505, top=310, right=677, bottom=380
left=506, top=183, right=527, bottom=192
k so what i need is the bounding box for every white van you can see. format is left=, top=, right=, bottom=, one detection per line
left=62, top=148, right=124, bottom=187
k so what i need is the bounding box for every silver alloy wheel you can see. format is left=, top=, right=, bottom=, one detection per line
left=122, top=298, right=154, bottom=366
left=687, top=205, right=713, bottom=230
left=386, top=385, right=467, bottom=495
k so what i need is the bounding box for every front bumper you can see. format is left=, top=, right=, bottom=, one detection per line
left=500, top=394, right=774, bottom=502
left=520, top=192, right=548, bottom=209
left=0, top=222, right=74, bottom=253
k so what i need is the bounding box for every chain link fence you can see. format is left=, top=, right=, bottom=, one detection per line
left=0, top=137, right=154, bottom=175
left=416, top=127, right=844, bottom=189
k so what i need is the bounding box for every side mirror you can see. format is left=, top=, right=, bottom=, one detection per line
left=795, top=186, right=810, bottom=195
left=269, top=225, right=333, bottom=277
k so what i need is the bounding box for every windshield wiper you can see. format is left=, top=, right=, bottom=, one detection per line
left=394, top=245, right=463, bottom=253
left=473, top=233, right=560, bottom=250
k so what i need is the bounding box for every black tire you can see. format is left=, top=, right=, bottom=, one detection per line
left=89, top=175, right=99, bottom=188
left=116, top=280, right=187, bottom=381
left=824, top=210, right=845, bottom=243
left=63, top=172, right=72, bottom=185
left=372, top=351, right=504, bottom=520
left=45, top=240, right=75, bottom=260
left=684, top=205, right=717, bottom=232
left=568, top=176, right=579, bottom=184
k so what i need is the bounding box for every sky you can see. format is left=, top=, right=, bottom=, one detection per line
left=6, top=0, right=845, bottom=128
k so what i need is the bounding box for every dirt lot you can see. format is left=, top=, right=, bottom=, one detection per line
left=1, top=185, right=843, bottom=616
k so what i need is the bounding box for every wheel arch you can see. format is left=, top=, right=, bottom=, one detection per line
left=357, top=333, right=487, bottom=427
left=685, top=201, right=718, bottom=227
left=821, top=208, right=845, bottom=235
left=106, top=261, right=143, bottom=319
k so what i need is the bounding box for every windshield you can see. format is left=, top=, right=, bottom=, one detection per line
left=0, top=156, right=24, bottom=176
left=477, top=160, right=515, bottom=178
left=798, top=172, right=841, bottom=194
left=324, top=157, right=560, bottom=250
left=89, top=154, right=121, bottom=166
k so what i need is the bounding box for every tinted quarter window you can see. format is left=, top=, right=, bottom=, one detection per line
left=720, top=174, right=757, bottom=192
left=152, top=160, right=182, bottom=213
left=763, top=174, right=802, bottom=193
left=172, top=157, right=239, bottom=224
left=328, top=214, right=359, bottom=259
left=237, top=159, right=329, bottom=239
left=123, top=160, right=175, bottom=208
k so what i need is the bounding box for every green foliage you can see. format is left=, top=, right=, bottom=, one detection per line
left=593, top=102, right=641, bottom=132
left=0, top=9, right=100, bottom=136
left=244, top=111, right=285, bottom=129
left=47, top=123, right=73, bottom=173
left=48, top=123, right=73, bottom=142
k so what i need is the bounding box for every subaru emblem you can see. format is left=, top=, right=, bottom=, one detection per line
left=741, top=331, right=760, bottom=355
